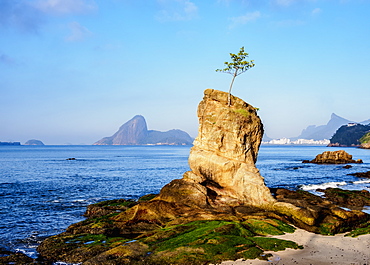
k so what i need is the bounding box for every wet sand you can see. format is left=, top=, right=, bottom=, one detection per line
left=219, top=228, right=370, bottom=265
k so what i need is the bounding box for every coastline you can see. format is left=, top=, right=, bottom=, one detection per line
left=220, top=228, right=370, bottom=265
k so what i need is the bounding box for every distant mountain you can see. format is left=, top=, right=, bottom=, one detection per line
left=329, top=124, right=370, bottom=146
left=292, top=113, right=353, bottom=141
left=24, top=139, right=44, bottom=145
left=262, top=134, right=273, bottom=142
left=360, top=118, right=370, bottom=125
left=94, top=115, right=193, bottom=145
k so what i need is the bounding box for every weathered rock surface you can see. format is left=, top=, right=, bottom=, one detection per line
left=156, top=89, right=275, bottom=207
left=302, top=150, right=363, bottom=164
left=271, top=188, right=368, bottom=234
left=94, top=115, right=193, bottom=145
left=0, top=249, right=38, bottom=264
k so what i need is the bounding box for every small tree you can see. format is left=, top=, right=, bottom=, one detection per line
left=216, top=47, right=255, bottom=106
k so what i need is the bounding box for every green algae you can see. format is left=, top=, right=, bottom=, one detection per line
left=233, top=108, right=250, bottom=118
left=143, top=220, right=300, bottom=264
left=138, top=193, right=158, bottom=202
left=243, top=219, right=295, bottom=235
left=345, top=221, right=370, bottom=237
left=251, top=237, right=302, bottom=251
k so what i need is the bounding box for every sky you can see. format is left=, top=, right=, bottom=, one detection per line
left=1, top=0, right=369, bottom=145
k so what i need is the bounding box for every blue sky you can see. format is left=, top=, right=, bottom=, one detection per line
left=1, top=0, right=369, bottom=144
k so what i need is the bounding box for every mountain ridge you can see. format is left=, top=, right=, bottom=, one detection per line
left=94, top=115, right=193, bottom=145
left=291, top=113, right=369, bottom=141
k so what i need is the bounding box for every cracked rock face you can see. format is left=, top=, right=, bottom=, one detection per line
left=158, top=89, right=275, bottom=207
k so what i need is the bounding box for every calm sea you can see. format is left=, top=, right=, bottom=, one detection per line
left=1, top=145, right=370, bottom=258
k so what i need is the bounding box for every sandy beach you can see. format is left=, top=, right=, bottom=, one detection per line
left=219, top=228, right=370, bottom=265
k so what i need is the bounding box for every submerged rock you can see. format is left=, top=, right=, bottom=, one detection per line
left=348, top=171, right=370, bottom=178
left=318, top=188, right=370, bottom=208
left=0, top=249, right=37, bottom=264
left=302, top=150, right=363, bottom=164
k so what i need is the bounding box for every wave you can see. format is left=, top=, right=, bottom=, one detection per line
left=352, top=179, right=370, bottom=185
left=299, top=181, right=347, bottom=191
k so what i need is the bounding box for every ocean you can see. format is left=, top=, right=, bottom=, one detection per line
left=1, top=145, right=370, bottom=259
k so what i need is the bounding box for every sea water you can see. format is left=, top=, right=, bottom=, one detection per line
left=0, top=145, right=370, bottom=258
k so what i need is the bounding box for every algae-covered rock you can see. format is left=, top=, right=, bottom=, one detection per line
left=319, top=188, right=370, bottom=208
left=39, top=218, right=301, bottom=264
left=272, top=188, right=369, bottom=235
left=0, top=250, right=36, bottom=264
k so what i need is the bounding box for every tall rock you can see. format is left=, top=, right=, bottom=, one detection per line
left=158, top=89, right=275, bottom=207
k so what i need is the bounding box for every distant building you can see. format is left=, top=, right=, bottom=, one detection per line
left=347, top=123, right=358, bottom=127
left=262, top=138, right=330, bottom=145
left=0, top=142, right=21, bottom=146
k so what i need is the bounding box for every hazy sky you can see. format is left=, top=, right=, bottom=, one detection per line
left=1, top=0, right=369, bottom=144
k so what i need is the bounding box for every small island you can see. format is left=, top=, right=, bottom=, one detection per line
left=24, top=139, right=45, bottom=146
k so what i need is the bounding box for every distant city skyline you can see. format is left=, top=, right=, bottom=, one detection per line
left=1, top=0, right=369, bottom=145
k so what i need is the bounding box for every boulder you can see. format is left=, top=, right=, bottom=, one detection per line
left=302, top=150, right=363, bottom=164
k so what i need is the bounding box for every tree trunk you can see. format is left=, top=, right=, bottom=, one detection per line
left=228, top=71, right=238, bottom=106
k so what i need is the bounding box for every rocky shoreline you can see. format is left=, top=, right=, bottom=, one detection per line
left=3, top=89, right=370, bottom=264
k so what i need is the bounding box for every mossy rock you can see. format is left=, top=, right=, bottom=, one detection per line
left=138, top=193, right=158, bottom=202
left=321, top=188, right=370, bottom=207
left=243, top=219, right=295, bottom=235
left=142, top=220, right=300, bottom=264
left=84, top=198, right=138, bottom=219
left=345, top=221, right=370, bottom=237
left=39, top=219, right=300, bottom=264
left=37, top=233, right=131, bottom=263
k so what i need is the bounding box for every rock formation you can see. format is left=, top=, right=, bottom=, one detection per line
left=165, top=88, right=275, bottom=206
left=303, top=150, right=363, bottom=164
left=94, top=115, right=193, bottom=145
